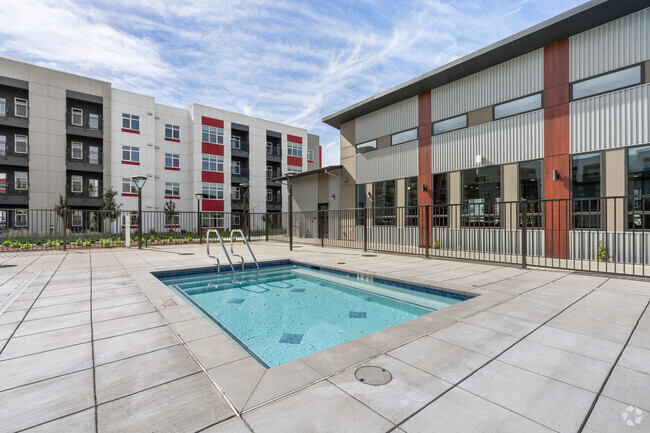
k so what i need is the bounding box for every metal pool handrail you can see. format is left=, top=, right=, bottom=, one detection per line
left=206, top=229, right=235, bottom=276
left=230, top=229, right=260, bottom=278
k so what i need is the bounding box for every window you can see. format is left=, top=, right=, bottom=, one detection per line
left=0, top=135, right=5, bottom=156
left=165, top=182, right=180, bottom=197
left=0, top=173, right=6, bottom=194
left=494, top=94, right=542, bottom=120
left=519, top=160, right=543, bottom=227
left=461, top=166, right=501, bottom=227
left=15, top=135, right=28, bottom=154
left=433, top=114, right=467, bottom=135
left=286, top=165, right=302, bottom=173
left=0, top=98, right=5, bottom=116
left=72, top=211, right=83, bottom=227
left=232, top=186, right=240, bottom=201
left=15, top=98, right=27, bottom=118
left=405, top=177, right=418, bottom=226
left=15, top=172, right=28, bottom=191
left=89, top=113, right=99, bottom=130
left=166, top=212, right=180, bottom=226
left=71, top=175, right=83, bottom=193
left=15, top=210, right=27, bottom=228
left=267, top=143, right=273, bottom=155
left=122, top=113, right=140, bottom=131
left=356, top=184, right=366, bottom=225
left=122, top=146, right=139, bottom=162
left=432, top=173, right=449, bottom=226
left=202, top=183, right=224, bottom=200
left=232, top=161, right=241, bottom=175
left=572, top=65, right=642, bottom=100
left=288, top=142, right=303, bottom=157
left=89, top=146, right=99, bottom=165
left=122, top=177, right=136, bottom=194
left=231, top=136, right=241, bottom=149
left=232, top=213, right=241, bottom=228
left=202, top=125, right=224, bottom=144
left=71, top=108, right=83, bottom=126
left=267, top=189, right=273, bottom=202
left=202, top=212, right=225, bottom=228
left=71, top=141, right=83, bottom=160
left=628, top=145, right=650, bottom=229
left=356, top=140, right=377, bottom=154
left=165, top=153, right=180, bottom=169
left=373, top=180, right=396, bottom=225
left=88, top=179, right=99, bottom=197
left=307, top=149, right=314, bottom=161
left=165, top=124, right=180, bottom=140
left=392, top=128, right=418, bottom=145
left=202, top=154, right=223, bottom=172
left=572, top=152, right=601, bottom=229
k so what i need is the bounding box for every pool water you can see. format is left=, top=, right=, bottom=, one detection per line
left=156, top=263, right=467, bottom=367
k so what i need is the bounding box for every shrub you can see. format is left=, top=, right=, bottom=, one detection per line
left=432, top=237, right=440, bottom=249
left=597, top=242, right=609, bottom=262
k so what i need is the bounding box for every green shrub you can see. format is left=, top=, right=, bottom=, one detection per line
left=432, top=237, right=440, bottom=249
left=597, top=242, right=609, bottom=262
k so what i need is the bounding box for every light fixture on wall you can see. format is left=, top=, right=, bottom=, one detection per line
left=331, top=194, right=336, bottom=201
left=552, top=170, right=559, bottom=181
left=366, top=191, right=372, bottom=198
left=475, top=154, right=483, bottom=166
left=421, top=184, right=427, bottom=192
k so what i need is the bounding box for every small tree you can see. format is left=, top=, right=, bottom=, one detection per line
left=100, top=187, right=122, bottom=233
left=164, top=200, right=178, bottom=231
left=54, top=195, right=69, bottom=231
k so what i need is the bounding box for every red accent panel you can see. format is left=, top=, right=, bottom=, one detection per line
left=287, top=156, right=302, bottom=167
left=287, top=134, right=303, bottom=144
left=417, top=92, right=433, bottom=247
left=201, top=116, right=224, bottom=128
left=319, top=145, right=322, bottom=168
left=544, top=104, right=570, bottom=158
left=202, top=200, right=224, bottom=211
left=165, top=138, right=180, bottom=143
left=544, top=40, right=570, bottom=88
left=202, top=142, right=224, bottom=155
left=165, top=167, right=180, bottom=171
left=202, top=171, right=224, bottom=183
left=122, top=161, right=140, bottom=166
left=544, top=83, right=569, bottom=108
left=121, top=193, right=138, bottom=197
left=164, top=196, right=180, bottom=200
left=121, top=128, right=140, bottom=134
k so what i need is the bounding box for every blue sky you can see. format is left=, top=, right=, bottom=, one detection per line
left=0, top=0, right=585, bottom=165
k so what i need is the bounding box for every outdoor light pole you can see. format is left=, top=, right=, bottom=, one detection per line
left=195, top=193, right=202, bottom=244
left=285, top=172, right=297, bottom=251
left=132, top=175, right=147, bottom=249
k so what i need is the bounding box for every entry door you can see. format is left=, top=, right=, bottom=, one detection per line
left=318, top=203, right=329, bottom=238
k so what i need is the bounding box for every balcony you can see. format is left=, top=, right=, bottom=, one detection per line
left=66, top=112, right=103, bottom=139
left=231, top=141, right=249, bottom=158
left=266, top=197, right=282, bottom=212
left=66, top=151, right=103, bottom=173
left=266, top=146, right=282, bottom=162
left=0, top=142, right=29, bottom=167
left=66, top=183, right=103, bottom=207
left=231, top=167, right=249, bottom=184
left=0, top=181, right=29, bottom=206
left=0, top=102, right=29, bottom=129
left=231, top=199, right=244, bottom=211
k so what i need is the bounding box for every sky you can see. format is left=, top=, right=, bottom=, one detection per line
left=0, top=0, right=586, bottom=166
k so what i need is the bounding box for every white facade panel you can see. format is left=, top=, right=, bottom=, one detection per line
left=354, top=96, right=417, bottom=144
left=355, top=141, right=418, bottom=184
left=430, top=49, right=544, bottom=122
left=570, top=8, right=650, bottom=82
left=570, top=84, right=650, bottom=154
left=432, top=110, right=544, bottom=173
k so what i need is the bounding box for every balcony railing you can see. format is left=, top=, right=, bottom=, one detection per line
left=66, top=112, right=103, bottom=137
left=0, top=101, right=28, bottom=119
left=231, top=167, right=250, bottom=181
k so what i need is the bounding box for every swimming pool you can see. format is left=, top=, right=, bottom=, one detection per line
left=155, top=261, right=471, bottom=367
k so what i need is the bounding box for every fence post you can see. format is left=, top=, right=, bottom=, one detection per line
left=319, top=211, right=324, bottom=248
left=424, top=205, right=430, bottom=259
left=363, top=206, right=368, bottom=252
left=61, top=209, right=67, bottom=251
left=265, top=213, right=269, bottom=241
left=521, top=200, right=528, bottom=269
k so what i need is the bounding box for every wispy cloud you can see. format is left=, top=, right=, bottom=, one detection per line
left=0, top=0, right=584, bottom=165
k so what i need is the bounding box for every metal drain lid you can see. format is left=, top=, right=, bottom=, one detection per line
left=355, top=366, right=392, bottom=386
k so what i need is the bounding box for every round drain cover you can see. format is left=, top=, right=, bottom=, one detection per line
left=355, top=366, right=392, bottom=386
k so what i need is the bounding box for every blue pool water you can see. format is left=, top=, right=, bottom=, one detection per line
left=155, top=262, right=468, bottom=367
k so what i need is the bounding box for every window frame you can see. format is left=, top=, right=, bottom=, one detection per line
left=355, top=140, right=377, bottom=154
left=570, top=63, right=645, bottom=101
left=122, top=113, right=140, bottom=131
left=71, top=141, right=83, bottom=160
left=88, top=113, right=99, bottom=130
left=0, top=98, right=5, bottom=116
left=88, top=178, right=99, bottom=197
left=122, top=177, right=136, bottom=194
left=0, top=135, right=5, bottom=156
left=232, top=186, right=241, bottom=201
left=165, top=124, right=180, bottom=140
left=493, top=93, right=543, bottom=121
left=15, top=210, right=28, bottom=228
left=14, top=135, right=28, bottom=154
left=122, top=145, right=140, bottom=163
left=165, top=181, right=180, bottom=197
left=391, top=128, right=418, bottom=145
left=307, top=149, right=314, bottom=161
left=71, top=107, right=83, bottom=126
left=14, top=172, right=28, bottom=191
left=432, top=114, right=468, bottom=136
left=71, top=175, right=84, bottom=193
left=288, top=142, right=303, bottom=157
left=267, top=189, right=273, bottom=202
left=232, top=161, right=241, bottom=175
left=231, top=135, right=241, bottom=150
left=570, top=151, right=603, bottom=230
left=89, top=146, right=99, bottom=165
left=14, top=98, right=28, bottom=118
left=165, top=153, right=180, bottom=169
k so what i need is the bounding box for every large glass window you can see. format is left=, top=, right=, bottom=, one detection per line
left=405, top=177, right=418, bottom=226
left=392, top=128, right=417, bottom=146
left=122, top=113, right=140, bottom=131
left=88, top=179, right=99, bottom=197
left=202, top=125, right=224, bottom=144
left=71, top=141, right=83, bottom=160
left=71, top=108, right=83, bottom=126
left=356, top=184, right=365, bottom=225
left=71, top=175, right=83, bottom=193
left=165, top=153, right=180, bottom=169
left=89, top=114, right=99, bottom=130
left=202, top=182, right=224, bottom=200
left=372, top=180, right=396, bottom=225
left=356, top=140, right=377, bottom=154
left=433, top=114, right=467, bottom=135
left=461, top=166, right=501, bottom=227
left=494, top=94, right=542, bottom=120
left=15, top=135, right=28, bottom=154
left=432, top=173, right=449, bottom=226
left=572, top=65, right=642, bottom=100
left=165, top=124, right=180, bottom=140
left=572, top=152, right=601, bottom=229
left=122, top=146, right=139, bottom=162
left=519, top=160, right=543, bottom=227
left=15, top=172, right=28, bottom=191
left=628, top=145, right=650, bottom=229
left=89, top=146, right=99, bottom=165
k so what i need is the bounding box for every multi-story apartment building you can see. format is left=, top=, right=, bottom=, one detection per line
left=321, top=0, right=649, bottom=259
left=0, top=58, right=320, bottom=230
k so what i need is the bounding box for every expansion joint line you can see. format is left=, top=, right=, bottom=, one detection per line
left=88, top=251, right=99, bottom=433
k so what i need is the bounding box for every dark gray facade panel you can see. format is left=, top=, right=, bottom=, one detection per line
left=0, top=76, right=28, bottom=90
left=231, top=122, right=249, bottom=132
left=266, top=130, right=282, bottom=138
left=66, top=90, right=103, bottom=104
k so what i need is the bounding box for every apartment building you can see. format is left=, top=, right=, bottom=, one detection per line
left=322, top=0, right=650, bottom=259
left=0, top=58, right=320, bottom=230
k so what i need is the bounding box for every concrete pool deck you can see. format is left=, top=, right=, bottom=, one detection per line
left=0, top=243, right=648, bottom=433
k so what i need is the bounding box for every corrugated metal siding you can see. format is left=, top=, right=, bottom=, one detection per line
left=432, top=110, right=544, bottom=173
left=355, top=140, right=418, bottom=184
left=354, top=96, right=417, bottom=144
left=430, top=49, right=543, bottom=122
left=570, top=8, right=650, bottom=82
left=570, top=84, right=650, bottom=154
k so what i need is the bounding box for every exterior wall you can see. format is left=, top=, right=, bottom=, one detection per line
left=431, top=110, right=544, bottom=173
left=307, top=133, right=320, bottom=170
left=569, top=8, right=650, bottom=82
left=339, top=120, right=356, bottom=210
left=354, top=96, right=417, bottom=144
left=355, top=140, right=418, bottom=184
left=430, top=49, right=543, bottom=122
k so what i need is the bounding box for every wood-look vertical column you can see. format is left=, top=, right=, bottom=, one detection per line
left=543, top=39, right=570, bottom=259
left=417, top=92, right=432, bottom=246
